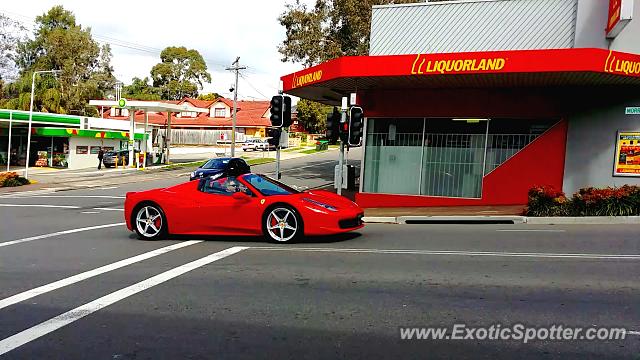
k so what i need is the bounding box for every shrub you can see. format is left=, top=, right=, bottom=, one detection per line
left=0, top=172, right=30, bottom=188
left=526, top=184, right=640, bottom=217
left=571, top=185, right=640, bottom=216
left=525, top=185, right=570, bottom=216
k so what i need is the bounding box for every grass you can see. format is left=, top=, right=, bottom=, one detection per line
left=246, top=158, right=275, bottom=166
left=300, top=148, right=327, bottom=154
left=282, top=147, right=303, bottom=152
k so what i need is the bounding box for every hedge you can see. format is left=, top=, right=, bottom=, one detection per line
left=0, top=172, right=30, bottom=188
left=526, top=185, right=640, bottom=217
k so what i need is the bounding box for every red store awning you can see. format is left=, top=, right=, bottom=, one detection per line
left=281, top=48, right=640, bottom=105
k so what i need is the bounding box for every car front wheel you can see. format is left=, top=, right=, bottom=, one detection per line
left=134, top=204, right=167, bottom=240
left=263, top=206, right=302, bottom=243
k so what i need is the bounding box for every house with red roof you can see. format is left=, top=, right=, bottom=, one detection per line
left=102, top=97, right=272, bottom=143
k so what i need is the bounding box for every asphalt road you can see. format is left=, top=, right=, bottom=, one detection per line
left=1, top=171, right=639, bottom=359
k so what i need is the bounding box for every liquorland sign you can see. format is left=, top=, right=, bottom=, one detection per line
left=291, top=70, right=323, bottom=89
left=411, top=55, right=506, bottom=75
left=605, top=50, right=640, bottom=76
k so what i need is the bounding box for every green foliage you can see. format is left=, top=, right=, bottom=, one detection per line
left=197, top=93, right=221, bottom=101
left=295, top=99, right=331, bottom=133
left=526, top=185, right=640, bottom=217
left=4, top=6, right=115, bottom=116
left=150, top=46, right=212, bottom=100
left=279, top=0, right=420, bottom=66
left=123, top=77, right=161, bottom=101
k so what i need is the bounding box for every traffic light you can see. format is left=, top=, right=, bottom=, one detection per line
left=338, top=114, right=349, bottom=144
left=267, top=127, right=282, bottom=147
left=282, top=96, right=292, bottom=127
left=270, top=95, right=292, bottom=128
left=270, top=95, right=283, bottom=127
left=348, top=106, right=364, bottom=146
left=325, top=108, right=340, bottom=144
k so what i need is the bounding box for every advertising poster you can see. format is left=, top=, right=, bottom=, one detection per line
left=614, top=131, right=640, bottom=176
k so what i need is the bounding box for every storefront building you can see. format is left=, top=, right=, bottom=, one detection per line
left=0, top=109, right=150, bottom=170
left=282, top=0, right=640, bottom=207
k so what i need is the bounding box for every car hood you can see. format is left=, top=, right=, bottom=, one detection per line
left=297, top=190, right=361, bottom=211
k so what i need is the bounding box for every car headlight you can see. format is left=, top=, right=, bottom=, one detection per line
left=303, top=198, right=337, bottom=212
left=190, top=171, right=196, bottom=178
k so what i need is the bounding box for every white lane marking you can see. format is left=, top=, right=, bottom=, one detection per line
left=0, top=241, right=202, bottom=311
left=92, top=207, right=124, bottom=212
left=0, top=246, right=248, bottom=356
left=628, top=330, right=640, bottom=336
left=100, top=186, right=119, bottom=190
left=2, top=195, right=125, bottom=199
left=0, top=204, right=79, bottom=209
left=0, top=223, right=124, bottom=248
left=497, top=229, right=566, bottom=232
left=80, top=211, right=100, bottom=214
left=249, top=247, right=640, bottom=260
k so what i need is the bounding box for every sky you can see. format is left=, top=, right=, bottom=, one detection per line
left=1, top=0, right=315, bottom=100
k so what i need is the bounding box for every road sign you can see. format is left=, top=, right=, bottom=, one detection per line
left=118, top=98, right=127, bottom=108
left=625, top=107, right=640, bottom=115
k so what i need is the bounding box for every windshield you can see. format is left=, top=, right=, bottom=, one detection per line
left=201, top=158, right=230, bottom=169
left=243, top=173, right=299, bottom=196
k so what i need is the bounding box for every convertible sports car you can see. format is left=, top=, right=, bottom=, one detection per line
left=124, top=173, right=364, bottom=242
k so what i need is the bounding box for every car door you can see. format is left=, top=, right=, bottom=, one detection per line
left=195, top=176, right=262, bottom=235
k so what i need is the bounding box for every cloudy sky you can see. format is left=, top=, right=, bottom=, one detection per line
left=1, top=0, right=315, bottom=100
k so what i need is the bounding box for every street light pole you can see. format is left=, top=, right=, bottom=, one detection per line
left=24, top=70, right=61, bottom=179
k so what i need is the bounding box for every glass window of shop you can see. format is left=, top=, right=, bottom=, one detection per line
left=362, top=118, right=557, bottom=198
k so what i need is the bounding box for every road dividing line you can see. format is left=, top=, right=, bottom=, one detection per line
left=0, top=204, right=80, bottom=209
left=92, top=207, right=124, bottom=212
left=0, top=246, right=248, bottom=356
left=0, top=223, right=124, bottom=248
left=249, top=247, right=640, bottom=260
left=497, top=229, right=566, bottom=232
left=0, top=241, right=203, bottom=311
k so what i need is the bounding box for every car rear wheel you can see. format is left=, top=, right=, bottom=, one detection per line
left=263, top=206, right=302, bottom=243
left=134, top=204, right=167, bottom=240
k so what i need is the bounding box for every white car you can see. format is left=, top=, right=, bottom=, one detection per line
left=242, top=139, right=261, bottom=152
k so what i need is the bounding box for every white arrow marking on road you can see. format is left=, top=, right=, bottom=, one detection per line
left=250, top=247, right=640, bottom=260
left=0, top=240, right=203, bottom=311
left=0, top=246, right=248, bottom=356
left=0, top=223, right=124, bottom=248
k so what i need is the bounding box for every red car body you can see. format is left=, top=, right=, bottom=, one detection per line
left=124, top=174, right=364, bottom=237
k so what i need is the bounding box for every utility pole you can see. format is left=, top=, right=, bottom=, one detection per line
left=226, top=57, right=246, bottom=157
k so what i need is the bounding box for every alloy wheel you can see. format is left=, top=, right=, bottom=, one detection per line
left=266, top=207, right=298, bottom=242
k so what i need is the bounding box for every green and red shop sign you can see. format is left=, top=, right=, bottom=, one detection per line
left=0, top=127, right=146, bottom=140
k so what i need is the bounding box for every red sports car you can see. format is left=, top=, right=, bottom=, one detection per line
left=124, top=173, right=364, bottom=242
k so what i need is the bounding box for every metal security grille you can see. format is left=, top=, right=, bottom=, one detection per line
left=422, top=133, right=486, bottom=198
left=485, top=134, right=540, bottom=175
left=364, top=131, right=545, bottom=198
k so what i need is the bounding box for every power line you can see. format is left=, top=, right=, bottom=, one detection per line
left=239, top=72, right=269, bottom=99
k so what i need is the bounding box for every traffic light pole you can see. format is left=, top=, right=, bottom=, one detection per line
left=337, top=109, right=347, bottom=196
left=276, top=145, right=281, bottom=180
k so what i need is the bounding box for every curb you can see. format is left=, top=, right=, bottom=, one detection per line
left=362, top=215, right=640, bottom=225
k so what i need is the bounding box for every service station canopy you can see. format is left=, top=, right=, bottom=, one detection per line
left=88, top=100, right=209, bottom=114
left=281, top=48, right=640, bottom=106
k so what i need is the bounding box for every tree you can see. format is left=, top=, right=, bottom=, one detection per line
left=150, top=46, right=211, bottom=100
left=197, top=92, right=221, bottom=101
left=122, top=77, right=161, bottom=101
left=0, top=13, right=26, bottom=82
left=295, top=99, right=331, bottom=133
left=6, top=6, right=116, bottom=115
left=278, top=0, right=420, bottom=67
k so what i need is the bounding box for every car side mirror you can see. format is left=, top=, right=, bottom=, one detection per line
left=232, top=191, right=251, bottom=201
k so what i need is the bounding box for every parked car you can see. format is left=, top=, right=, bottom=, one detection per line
left=242, top=139, right=261, bottom=152
left=103, top=150, right=139, bottom=168
left=189, top=157, right=250, bottom=181
left=256, top=139, right=276, bottom=151
left=125, top=172, right=364, bottom=242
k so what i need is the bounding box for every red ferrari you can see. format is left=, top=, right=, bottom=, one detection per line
left=124, top=173, right=364, bottom=242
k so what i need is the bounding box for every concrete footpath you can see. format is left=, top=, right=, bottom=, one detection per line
left=361, top=205, right=640, bottom=225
